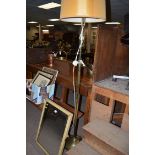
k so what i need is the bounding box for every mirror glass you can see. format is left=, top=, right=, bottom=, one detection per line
left=36, top=99, right=73, bottom=155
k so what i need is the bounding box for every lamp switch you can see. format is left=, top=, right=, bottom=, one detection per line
left=73, top=60, right=78, bottom=66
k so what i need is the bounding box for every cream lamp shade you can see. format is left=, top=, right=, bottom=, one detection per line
left=60, top=0, right=106, bottom=23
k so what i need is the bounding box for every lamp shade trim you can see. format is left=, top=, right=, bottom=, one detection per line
left=60, top=17, right=106, bottom=23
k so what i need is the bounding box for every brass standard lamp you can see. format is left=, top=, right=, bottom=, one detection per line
left=60, top=0, right=106, bottom=149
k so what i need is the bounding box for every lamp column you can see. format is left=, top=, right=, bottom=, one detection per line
left=73, top=18, right=85, bottom=137
left=65, top=18, right=86, bottom=150
left=60, top=0, right=106, bottom=150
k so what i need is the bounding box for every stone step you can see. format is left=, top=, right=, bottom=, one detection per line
left=66, top=141, right=102, bottom=155
left=83, top=119, right=129, bottom=155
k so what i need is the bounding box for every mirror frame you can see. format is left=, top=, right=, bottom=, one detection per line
left=35, top=98, right=73, bottom=155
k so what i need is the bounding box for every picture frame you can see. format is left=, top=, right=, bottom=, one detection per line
left=42, top=67, right=58, bottom=84
left=31, top=70, right=55, bottom=85
left=32, top=72, right=51, bottom=87
left=27, top=70, right=58, bottom=103
left=36, top=98, right=73, bottom=155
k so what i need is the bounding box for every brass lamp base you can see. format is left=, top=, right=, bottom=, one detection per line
left=65, top=135, right=82, bottom=150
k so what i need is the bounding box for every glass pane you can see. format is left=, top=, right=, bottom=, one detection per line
left=38, top=103, right=67, bottom=155
left=111, top=100, right=126, bottom=127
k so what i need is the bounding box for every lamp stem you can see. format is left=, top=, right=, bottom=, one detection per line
left=65, top=19, right=85, bottom=150
left=73, top=18, right=86, bottom=136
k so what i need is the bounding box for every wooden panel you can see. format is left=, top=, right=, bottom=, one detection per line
left=121, top=104, right=129, bottom=131
left=52, top=58, right=72, bottom=77
left=121, top=114, right=129, bottom=132
left=90, top=99, right=114, bottom=122
left=93, top=25, right=129, bottom=82
left=84, top=89, right=92, bottom=124
left=93, top=25, right=118, bottom=82
left=83, top=119, right=129, bottom=155
left=90, top=83, right=129, bottom=131
left=113, top=28, right=129, bottom=75
left=26, top=48, right=52, bottom=64
left=93, top=85, right=129, bottom=104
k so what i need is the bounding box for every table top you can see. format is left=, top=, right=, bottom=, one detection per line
left=95, top=76, right=129, bottom=96
left=27, top=58, right=93, bottom=96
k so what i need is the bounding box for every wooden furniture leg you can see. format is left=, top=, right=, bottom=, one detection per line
left=84, top=90, right=92, bottom=124
left=60, top=86, right=69, bottom=104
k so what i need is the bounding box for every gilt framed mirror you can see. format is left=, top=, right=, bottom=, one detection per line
left=36, top=98, right=73, bottom=155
